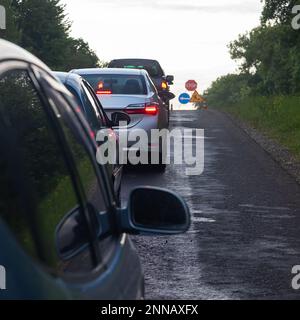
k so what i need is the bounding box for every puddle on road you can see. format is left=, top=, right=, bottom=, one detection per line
left=239, top=204, right=291, bottom=211
left=192, top=216, right=216, bottom=223
left=170, top=117, right=195, bottom=123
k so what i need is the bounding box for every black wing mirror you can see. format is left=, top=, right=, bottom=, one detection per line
left=166, top=75, right=174, bottom=85
left=159, top=91, right=176, bottom=100
left=117, top=187, right=190, bottom=235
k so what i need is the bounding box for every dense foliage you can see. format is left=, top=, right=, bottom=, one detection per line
left=205, top=0, right=300, bottom=106
left=0, top=0, right=101, bottom=70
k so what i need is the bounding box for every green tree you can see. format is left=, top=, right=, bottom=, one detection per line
left=64, top=38, right=100, bottom=70
left=261, top=0, right=300, bottom=25
left=1, top=0, right=100, bottom=70
left=205, top=74, right=251, bottom=108
left=0, top=0, right=21, bottom=43
left=14, top=0, right=72, bottom=69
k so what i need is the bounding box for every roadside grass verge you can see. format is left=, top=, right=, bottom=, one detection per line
left=219, top=96, right=300, bottom=159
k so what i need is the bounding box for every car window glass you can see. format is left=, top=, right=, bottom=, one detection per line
left=83, top=81, right=108, bottom=127
left=45, top=88, right=108, bottom=222
left=146, top=75, right=157, bottom=94
left=0, top=69, right=94, bottom=273
left=44, top=89, right=117, bottom=262
left=108, top=60, right=164, bottom=77
left=81, top=74, right=147, bottom=95
left=65, top=84, right=83, bottom=111
left=81, top=84, right=103, bottom=132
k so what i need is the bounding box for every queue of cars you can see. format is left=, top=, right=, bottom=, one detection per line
left=71, top=67, right=169, bottom=171
left=107, top=58, right=175, bottom=121
left=0, top=39, right=189, bottom=299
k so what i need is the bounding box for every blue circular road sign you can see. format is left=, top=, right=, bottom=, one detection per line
left=179, top=93, right=190, bottom=104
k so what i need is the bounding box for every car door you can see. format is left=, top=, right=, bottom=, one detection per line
left=32, top=66, right=144, bottom=299
left=0, top=62, right=95, bottom=299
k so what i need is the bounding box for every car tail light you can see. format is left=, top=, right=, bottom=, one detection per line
left=125, top=103, right=158, bottom=116
left=161, top=81, right=168, bottom=90
left=96, top=90, right=112, bottom=95
left=144, top=104, right=158, bottom=115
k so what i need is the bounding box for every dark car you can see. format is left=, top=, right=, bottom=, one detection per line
left=108, top=59, right=175, bottom=111
left=0, top=39, right=190, bottom=300
left=53, top=72, right=123, bottom=202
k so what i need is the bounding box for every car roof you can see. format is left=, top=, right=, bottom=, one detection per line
left=53, top=71, right=83, bottom=87
left=72, top=67, right=147, bottom=76
left=0, top=39, right=51, bottom=72
left=110, top=58, right=159, bottom=64
left=52, top=72, right=86, bottom=106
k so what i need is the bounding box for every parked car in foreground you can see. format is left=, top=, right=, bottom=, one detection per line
left=71, top=68, right=170, bottom=171
left=53, top=71, right=123, bottom=203
left=0, top=39, right=190, bottom=300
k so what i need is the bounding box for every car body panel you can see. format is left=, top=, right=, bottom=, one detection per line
left=0, top=39, right=143, bottom=300
left=53, top=71, right=123, bottom=201
left=72, top=68, right=169, bottom=154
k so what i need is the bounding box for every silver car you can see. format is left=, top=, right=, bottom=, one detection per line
left=71, top=68, right=169, bottom=171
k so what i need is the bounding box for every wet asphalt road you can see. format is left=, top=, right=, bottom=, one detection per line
left=121, top=109, right=300, bottom=300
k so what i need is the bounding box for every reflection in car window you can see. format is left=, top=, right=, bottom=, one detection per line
left=65, top=84, right=82, bottom=110
left=83, top=80, right=108, bottom=127
left=81, top=83, right=103, bottom=133
left=0, top=69, right=94, bottom=273
left=46, top=89, right=118, bottom=263
left=47, top=90, right=107, bottom=223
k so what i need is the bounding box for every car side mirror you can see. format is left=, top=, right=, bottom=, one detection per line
left=159, top=91, right=176, bottom=101
left=166, top=75, right=174, bottom=85
left=117, top=187, right=190, bottom=235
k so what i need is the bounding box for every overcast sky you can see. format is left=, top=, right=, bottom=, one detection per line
left=62, top=0, right=262, bottom=106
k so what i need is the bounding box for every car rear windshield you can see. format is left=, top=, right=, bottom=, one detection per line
left=108, top=60, right=164, bottom=78
left=80, top=74, right=148, bottom=95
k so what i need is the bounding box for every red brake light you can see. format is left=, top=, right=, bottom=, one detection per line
left=96, top=90, right=112, bottom=95
left=144, top=104, right=158, bottom=115
left=125, top=103, right=158, bottom=116
left=97, top=81, right=104, bottom=89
